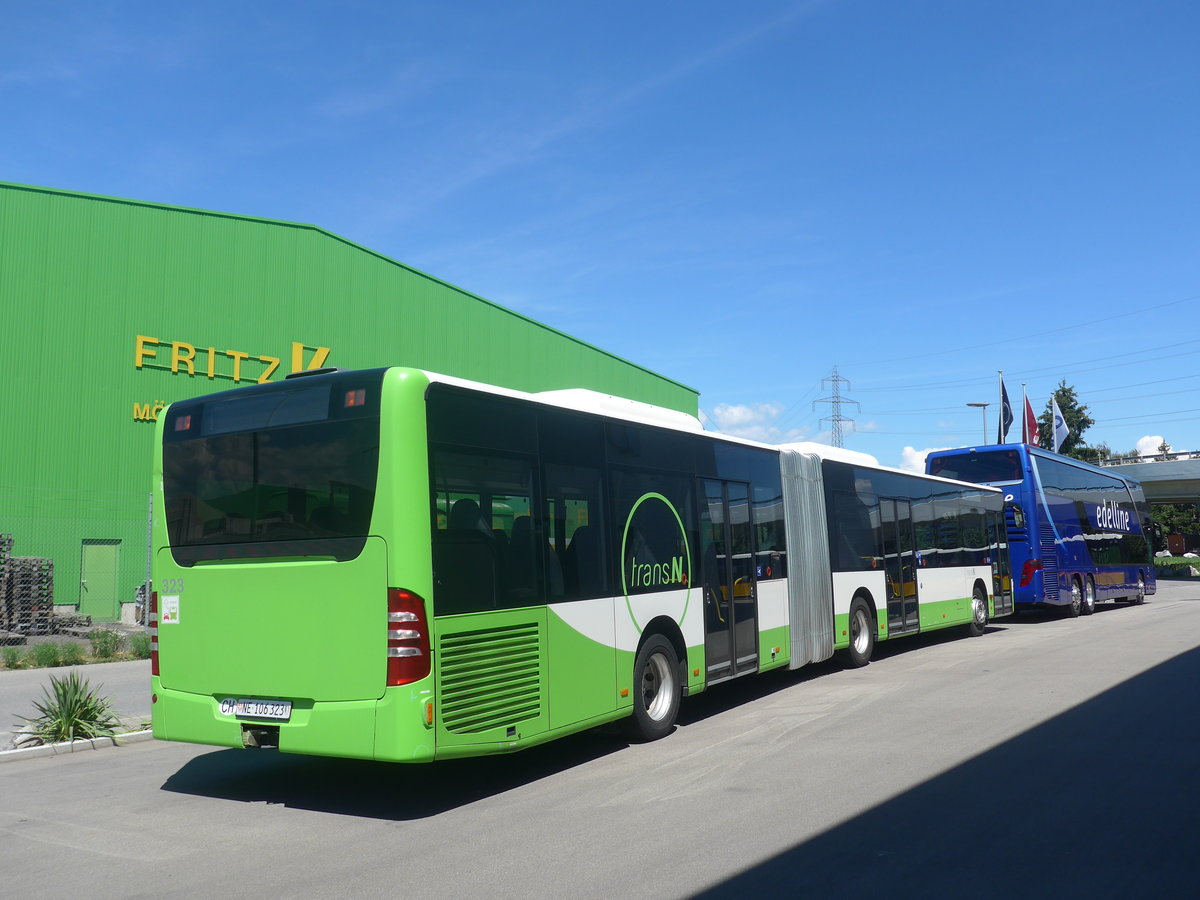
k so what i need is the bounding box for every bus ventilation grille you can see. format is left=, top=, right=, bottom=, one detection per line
left=1039, top=523, right=1060, bottom=600
left=438, top=622, right=543, bottom=735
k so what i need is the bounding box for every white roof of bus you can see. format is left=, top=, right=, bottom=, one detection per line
left=419, top=370, right=706, bottom=433
left=416, top=370, right=998, bottom=493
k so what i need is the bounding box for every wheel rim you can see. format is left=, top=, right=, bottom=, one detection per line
left=1084, top=579, right=1096, bottom=612
left=642, top=651, right=675, bottom=722
left=851, top=608, right=870, bottom=654
left=1071, top=580, right=1082, bottom=613
left=973, top=591, right=987, bottom=627
left=1137, top=575, right=1146, bottom=603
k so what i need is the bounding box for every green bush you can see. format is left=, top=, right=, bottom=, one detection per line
left=129, top=632, right=152, bottom=659
left=31, top=642, right=62, bottom=668
left=60, top=643, right=87, bottom=666
left=1156, top=556, right=1198, bottom=569
left=2, top=646, right=24, bottom=669
left=17, top=670, right=121, bottom=744
left=88, top=629, right=123, bottom=660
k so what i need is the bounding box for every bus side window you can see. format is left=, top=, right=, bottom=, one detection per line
left=546, top=464, right=608, bottom=602
left=430, top=451, right=535, bottom=614
left=434, top=495, right=499, bottom=614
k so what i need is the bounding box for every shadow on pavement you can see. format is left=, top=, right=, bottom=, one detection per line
left=692, top=646, right=1200, bottom=898
left=161, top=724, right=630, bottom=820
left=159, top=627, right=1029, bottom=819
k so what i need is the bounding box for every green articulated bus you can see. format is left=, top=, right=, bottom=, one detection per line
left=150, top=367, right=1012, bottom=762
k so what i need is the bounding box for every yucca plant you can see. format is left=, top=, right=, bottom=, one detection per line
left=18, top=671, right=121, bottom=745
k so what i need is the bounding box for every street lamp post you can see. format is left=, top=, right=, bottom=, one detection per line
left=966, top=402, right=989, bottom=445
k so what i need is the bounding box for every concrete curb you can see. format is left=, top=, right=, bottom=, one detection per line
left=0, top=729, right=154, bottom=764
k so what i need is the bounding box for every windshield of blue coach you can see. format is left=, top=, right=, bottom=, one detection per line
left=928, top=450, right=1023, bottom=485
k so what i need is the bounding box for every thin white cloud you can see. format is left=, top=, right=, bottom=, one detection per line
left=369, top=1, right=824, bottom=223
left=314, top=61, right=449, bottom=119
left=706, top=401, right=811, bottom=444
left=899, top=446, right=951, bottom=474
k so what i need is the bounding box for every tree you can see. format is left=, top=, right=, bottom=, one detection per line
left=1038, top=379, right=1095, bottom=459
left=1150, top=503, right=1200, bottom=537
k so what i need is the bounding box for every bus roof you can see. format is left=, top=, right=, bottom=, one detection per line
left=928, top=443, right=1145, bottom=488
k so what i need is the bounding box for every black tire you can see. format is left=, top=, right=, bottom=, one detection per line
left=1066, top=577, right=1082, bottom=618
left=965, top=584, right=989, bottom=637
left=627, top=634, right=681, bottom=742
left=842, top=597, right=875, bottom=668
left=1082, top=576, right=1097, bottom=616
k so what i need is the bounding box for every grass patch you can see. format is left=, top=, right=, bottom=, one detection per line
left=129, top=632, right=152, bottom=659
left=60, top=643, right=87, bottom=666
left=88, top=629, right=124, bottom=660
left=30, top=642, right=62, bottom=668
left=0, top=630, right=155, bottom=670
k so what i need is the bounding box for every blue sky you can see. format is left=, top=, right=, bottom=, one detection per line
left=4, top=0, right=1198, bottom=470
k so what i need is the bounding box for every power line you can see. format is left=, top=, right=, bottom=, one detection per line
left=868, top=292, right=1200, bottom=367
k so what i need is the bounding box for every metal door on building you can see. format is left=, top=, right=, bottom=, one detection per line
left=80, top=539, right=121, bottom=621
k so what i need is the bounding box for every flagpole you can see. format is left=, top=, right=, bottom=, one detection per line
left=997, top=370, right=1003, bottom=444
left=1021, top=383, right=1028, bottom=443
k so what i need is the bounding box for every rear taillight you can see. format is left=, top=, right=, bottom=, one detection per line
left=149, top=591, right=160, bottom=676
left=387, top=588, right=431, bottom=686
left=1019, top=559, right=1044, bottom=588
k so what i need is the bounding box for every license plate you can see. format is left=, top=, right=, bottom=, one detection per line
left=220, top=697, right=292, bottom=721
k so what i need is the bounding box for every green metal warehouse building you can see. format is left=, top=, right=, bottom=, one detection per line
left=0, top=181, right=697, bottom=624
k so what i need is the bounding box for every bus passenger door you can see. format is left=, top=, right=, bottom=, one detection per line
left=882, top=499, right=919, bottom=634
left=701, top=479, right=758, bottom=683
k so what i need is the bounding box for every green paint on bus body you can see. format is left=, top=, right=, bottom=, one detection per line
left=153, top=369, right=441, bottom=763
left=829, top=593, right=983, bottom=650
left=151, top=365, right=1009, bottom=763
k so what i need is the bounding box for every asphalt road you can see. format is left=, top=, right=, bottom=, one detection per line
left=2, top=582, right=1198, bottom=899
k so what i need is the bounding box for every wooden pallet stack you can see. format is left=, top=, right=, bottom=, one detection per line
left=0, top=534, right=12, bottom=636
left=3, top=553, right=54, bottom=636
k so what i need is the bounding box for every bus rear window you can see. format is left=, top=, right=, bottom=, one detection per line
left=928, top=450, right=1023, bottom=485
left=162, top=374, right=383, bottom=565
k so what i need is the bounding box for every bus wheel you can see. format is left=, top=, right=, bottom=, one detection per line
left=966, top=585, right=989, bottom=637
left=1133, top=574, right=1147, bottom=605
left=1082, top=576, right=1097, bottom=616
left=842, top=598, right=875, bottom=667
left=1066, top=577, right=1083, bottom=618
left=627, top=635, right=681, bottom=742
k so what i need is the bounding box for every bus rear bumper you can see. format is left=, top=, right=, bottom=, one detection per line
left=151, top=680, right=435, bottom=763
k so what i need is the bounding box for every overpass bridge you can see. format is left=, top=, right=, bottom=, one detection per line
left=1103, top=456, right=1200, bottom=504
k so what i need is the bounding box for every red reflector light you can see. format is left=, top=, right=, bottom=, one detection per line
left=345, top=388, right=366, bottom=408
left=1019, top=559, right=1044, bottom=588
left=149, top=591, right=160, bottom=677
left=387, top=588, right=431, bottom=686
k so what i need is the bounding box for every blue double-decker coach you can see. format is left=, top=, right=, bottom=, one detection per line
left=925, top=444, right=1155, bottom=616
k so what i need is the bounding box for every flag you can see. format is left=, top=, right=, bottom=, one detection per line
left=1023, top=395, right=1040, bottom=446
left=998, top=378, right=1013, bottom=443
left=1052, top=396, right=1069, bottom=453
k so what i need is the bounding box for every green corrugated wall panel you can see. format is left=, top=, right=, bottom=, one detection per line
left=0, top=181, right=697, bottom=620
